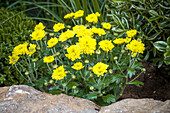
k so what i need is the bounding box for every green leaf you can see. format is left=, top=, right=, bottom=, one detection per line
left=146, top=31, right=162, bottom=40
left=144, top=51, right=149, bottom=60
left=86, top=92, right=98, bottom=100
left=49, top=86, right=61, bottom=95
left=102, top=94, right=116, bottom=104
left=153, top=41, right=167, bottom=52
left=127, top=68, right=136, bottom=78
left=128, top=80, right=144, bottom=87
left=149, top=10, right=159, bottom=16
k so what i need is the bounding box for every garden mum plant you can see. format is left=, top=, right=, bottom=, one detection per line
left=9, top=10, right=146, bottom=106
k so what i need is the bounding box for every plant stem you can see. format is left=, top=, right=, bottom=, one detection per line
left=46, top=63, right=52, bottom=73
left=14, top=64, right=28, bottom=83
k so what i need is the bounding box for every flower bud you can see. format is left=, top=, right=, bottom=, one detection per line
left=71, top=75, right=76, bottom=79
left=49, top=79, right=54, bottom=84
left=67, top=25, right=71, bottom=29
left=25, top=71, right=29, bottom=75
left=125, top=47, right=128, bottom=50
left=96, top=50, right=101, bottom=55
left=53, top=64, right=58, bottom=68
left=114, top=56, right=118, bottom=60
left=72, top=85, right=77, bottom=89
left=85, top=59, right=89, bottom=64
left=56, top=52, right=60, bottom=56
left=45, top=32, right=48, bottom=35
left=102, top=91, right=106, bottom=94
left=121, top=50, right=125, bottom=53
left=32, top=58, right=38, bottom=62
left=142, top=68, right=146, bottom=72
left=36, top=46, right=41, bottom=50
left=88, top=66, right=92, bottom=71
left=49, top=33, right=54, bottom=36
left=44, top=82, right=48, bottom=86
left=108, top=69, right=113, bottom=74
left=90, top=86, right=94, bottom=91
left=64, top=45, right=68, bottom=50
left=113, top=33, right=118, bottom=36
left=90, top=73, right=94, bottom=77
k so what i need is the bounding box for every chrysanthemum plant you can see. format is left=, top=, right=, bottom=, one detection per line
left=9, top=10, right=146, bottom=106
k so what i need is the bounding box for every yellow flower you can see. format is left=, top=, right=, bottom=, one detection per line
left=113, top=38, right=125, bottom=44
left=12, top=42, right=29, bottom=55
left=95, top=12, right=100, bottom=17
left=59, top=29, right=75, bottom=42
left=53, top=23, right=65, bottom=32
left=73, top=25, right=93, bottom=38
left=126, top=29, right=137, bottom=38
left=65, top=45, right=82, bottom=61
left=86, top=13, right=98, bottom=23
left=34, top=22, right=45, bottom=30
left=31, top=30, right=46, bottom=41
left=92, top=62, right=109, bottom=77
left=91, top=27, right=106, bottom=36
left=64, top=12, right=75, bottom=19
left=27, top=44, right=36, bottom=56
left=74, top=10, right=84, bottom=19
left=72, top=62, right=84, bottom=70
left=47, top=37, right=58, bottom=48
left=126, top=40, right=145, bottom=56
left=124, top=37, right=131, bottom=43
left=9, top=55, right=20, bottom=65
left=76, top=36, right=96, bottom=55
left=52, top=65, right=67, bottom=81
left=99, top=40, right=114, bottom=52
left=43, top=56, right=55, bottom=63
left=102, top=22, right=111, bottom=30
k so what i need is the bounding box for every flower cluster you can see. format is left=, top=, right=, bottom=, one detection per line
left=52, top=65, right=67, bottom=81
left=31, top=22, right=46, bottom=41
left=64, top=10, right=84, bottom=19
left=99, top=40, right=114, bottom=52
left=126, top=40, right=145, bottom=56
left=9, top=42, right=37, bottom=65
left=86, top=12, right=100, bottom=23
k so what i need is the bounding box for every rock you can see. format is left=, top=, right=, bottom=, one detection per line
left=0, top=85, right=100, bottom=113
left=0, top=85, right=170, bottom=113
left=99, top=98, right=170, bottom=113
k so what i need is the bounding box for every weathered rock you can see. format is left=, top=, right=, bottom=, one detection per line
left=0, top=85, right=170, bottom=113
left=99, top=98, right=170, bottom=113
left=0, top=85, right=100, bottom=113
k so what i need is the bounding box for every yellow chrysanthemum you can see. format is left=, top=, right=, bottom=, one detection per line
left=59, top=29, right=75, bottom=42
left=74, top=10, right=84, bottom=19
left=126, top=29, right=137, bottom=38
left=124, top=37, right=131, bottom=43
left=43, top=56, right=55, bottom=63
left=113, top=38, right=125, bottom=44
left=53, top=23, right=65, bottom=32
left=9, top=55, right=20, bottom=65
left=91, top=27, right=106, bottom=36
left=12, top=42, right=29, bottom=55
left=27, top=44, right=36, bottom=56
left=65, top=45, right=82, bottom=61
left=52, top=65, right=67, bottom=81
left=34, top=22, right=45, bottom=30
left=72, top=62, right=84, bottom=70
left=126, top=40, right=145, bottom=57
left=76, top=36, right=96, bottom=55
left=99, top=40, right=114, bottom=52
left=102, top=22, right=111, bottom=30
left=47, top=37, right=58, bottom=48
left=86, top=12, right=100, bottom=23
left=64, top=12, right=75, bottom=19
left=92, top=62, right=109, bottom=77
left=31, top=30, right=46, bottom=41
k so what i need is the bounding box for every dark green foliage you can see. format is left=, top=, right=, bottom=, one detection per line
left=0, top=8, right=36, bottom=86
left=107, top=0, right=170, bottom=67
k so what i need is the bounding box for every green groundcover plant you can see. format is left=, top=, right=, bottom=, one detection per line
left=9, top=10, right=146, bottom=106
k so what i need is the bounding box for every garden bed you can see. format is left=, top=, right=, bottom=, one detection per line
left=120, top=61, right=170, bottom=101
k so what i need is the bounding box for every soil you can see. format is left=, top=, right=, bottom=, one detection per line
left=120, top=60, right=170, bottom=101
